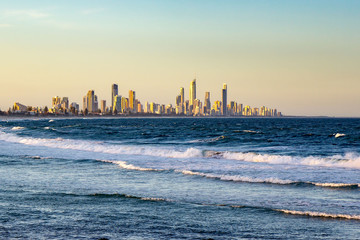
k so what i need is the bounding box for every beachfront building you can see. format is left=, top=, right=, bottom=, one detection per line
left=101, top=100, right=106, bottom=113
left=189, top=79, right=196, bottom=113
left=13, top=102, right=27, bottom=113
left=222, top=83, right=227, bottom=116
left=129, top=90, right=136, bottom=113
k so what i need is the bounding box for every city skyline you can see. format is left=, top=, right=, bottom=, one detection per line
left=0, top=1, right=359, bottom=117
left=32, top=78, right=279, bottom=117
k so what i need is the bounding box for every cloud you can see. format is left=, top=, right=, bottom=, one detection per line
left=81, top=8, right=105, bottom=15
left=0, top=24, right=11, bottom=28
left=4, top=10, right=50, bottom=19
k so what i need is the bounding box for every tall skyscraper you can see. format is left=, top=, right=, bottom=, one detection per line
left=82, top=96, right=87, bottom=112
left=87, top=90, right=95, bottom=113
left=204, top=92, right=211, bottom=113
left=111, top=84, right=118, bottom=109
left=129, top=90, right=136, bottom=113
left=180, top=87, right=184, bottom=105
left=113, top=95, right=122, bottom=113
left=222, top=83, right=227, bottom=116
left=189, top=79, right=196, bottom=109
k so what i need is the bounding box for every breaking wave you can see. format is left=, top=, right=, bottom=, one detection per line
left=178, top=170, right=294, bottom=184
left=334, top=133, right=346, bottom=138
left=99, top=160, right=359, bottom=190
left=0, top=130, right=203, bottom=159
left=1, top=130, right=360, bottom=170
left=177, top=170, right=359, bottom=188
left=101, top=160, right=162, bottom=172
left=11, top=126, right=25, bottom=130
left=218, top=151, right=360, bottom=169
left=276, top=209, right=360, bottom=220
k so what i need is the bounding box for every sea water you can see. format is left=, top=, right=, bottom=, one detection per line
left=0, top=117, right=359, bottom=239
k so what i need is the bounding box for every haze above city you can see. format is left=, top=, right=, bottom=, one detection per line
left=0, top=0, right=359, bottom=117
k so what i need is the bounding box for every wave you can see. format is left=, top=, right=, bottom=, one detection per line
left=11, top=126, right=25, bottom=130
left=275, top=209, right=360, bottom=220
left=218, top=151, right=360, bottom=169
left=0, top=131, right=203, bottom=159
left=1, top=130, right=360, bottom=169
left=312, top=182, right=359, bottom=188
left=178, top=170, right=294, bottom=184
left=177, top=170, right=359, bottom=189
left=334, top=133, right=346, bottom=138
left=100, top=160, right=163, bottom=172
left=26, top=191, right=360, bottom=221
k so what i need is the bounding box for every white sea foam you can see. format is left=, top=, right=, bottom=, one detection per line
left=276, top=209, right=360, bottom=220
left=221, top=151, right=360, bottom=169
left=140, top=197, right=167, bottom=202
left=334, top=133, right=346, bottom=138
left=1, top=130, right=360, bottom=169
left=178, top=170, right=294, bottom=184
left=311, top=182, right=359, bottom=188
left=101, top=160, right=162, bottom=171
left=0, top=131, right=202, bottom=159
left=11, top=126, right=25, bottom=130
left=49, top=120, right=54, bottom=122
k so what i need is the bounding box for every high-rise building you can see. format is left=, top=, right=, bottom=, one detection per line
left=237, top=104, right=243, bottom=115
left=94, top=95, right=98, bottom=112
left=129, top=90, right=136, bottom=113
left=86, top=90, right=95, bottom=113
left=101, top=100, right=106, bottom=113
left=144, top=101, right=149, bottom=113
left=222, top=83, right=227, bottom=116
left=111, top=84, right=118, bottom=109
left=52, top=96, right=61, bottom=108
left=204, top=92, right=211, bottom=114
left=61, top=97, right=69, bottom=110
left=113, top=95, right=122, bottom=113
left=121, top=97, right=128, bottom=113
left=82, top=96, right=87, bottom=112
left=180, top=87, right=184, bottom=105
left=176, top=95, right=181, bottom=106
left=189, top=79, right=196, bottom=109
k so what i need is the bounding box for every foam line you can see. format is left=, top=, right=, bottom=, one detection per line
left=276, top=209, right=360, bottom=220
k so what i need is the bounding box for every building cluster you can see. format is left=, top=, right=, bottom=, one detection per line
left=10, top=78, right=282, bottom=117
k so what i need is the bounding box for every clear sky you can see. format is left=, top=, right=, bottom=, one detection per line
left=0, top=0, right=359, bottom=116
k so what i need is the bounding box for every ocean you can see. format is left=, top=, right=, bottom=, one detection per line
left=0, top=117, right=359, bottom=239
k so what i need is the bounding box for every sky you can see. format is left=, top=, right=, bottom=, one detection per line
left=0, top=0, right=359, bottom=117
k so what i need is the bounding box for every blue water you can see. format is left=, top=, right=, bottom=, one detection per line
left=0, top=117, right=359, bottom=239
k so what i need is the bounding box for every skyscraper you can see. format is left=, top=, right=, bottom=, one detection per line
left=129, top=90, right=136, bottom=113
left=222, top=83, right=227, bottom=116
left=87, top=90, right=95, bottom=113
left=52, top=96, right=61, bottom=108
left=180, top=87, right=184, bottom=105
left=189, top=79, right=196, bottom=110
left=101, top=100, right=106, bottom=113
left=82, top=96, right=87, bottom=112
left=111, top=84, right=118, bottom=109
left=113, top=95, right=122, bottom=113
left=204, top=92, right=211, bottom=114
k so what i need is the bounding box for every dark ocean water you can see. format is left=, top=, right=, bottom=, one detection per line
left=0, top=117, right=359, bottom=239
